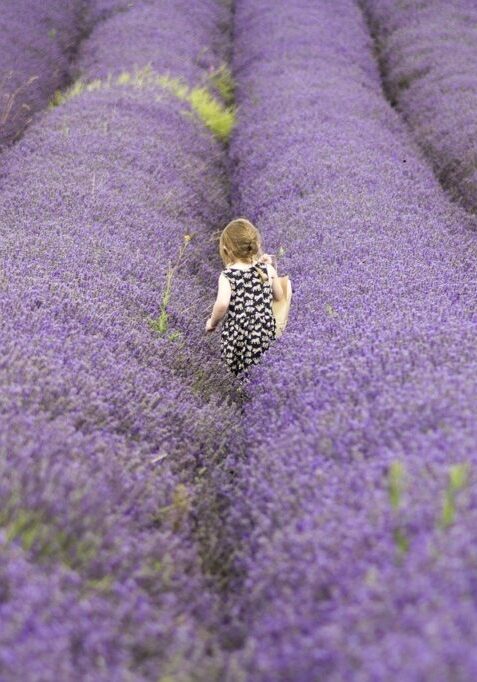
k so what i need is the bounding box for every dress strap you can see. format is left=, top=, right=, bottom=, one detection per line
left=222, top=268, right=237, bottom=283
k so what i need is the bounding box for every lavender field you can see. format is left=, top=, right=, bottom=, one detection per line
left=1, top=0, right=477, bottom=680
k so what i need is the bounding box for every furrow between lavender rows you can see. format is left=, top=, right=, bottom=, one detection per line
left=358, top=0, right=477, bottom=213
left=0, top=1, right=241, bottom=680
left=218, top=0, right=477, bottom=678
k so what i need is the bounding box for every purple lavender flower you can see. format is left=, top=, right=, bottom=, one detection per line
left=220, top=0, right=477, bottom=678
left=0, top=1, right=82, bottom=147
left=359, top=0, right=477, bottom=211
left=0, top=0, right=131, bottom=149
left=0, top=0, right=237, bottom=678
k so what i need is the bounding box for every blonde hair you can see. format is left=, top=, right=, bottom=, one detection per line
left=218, top=217, right=268, bottom=283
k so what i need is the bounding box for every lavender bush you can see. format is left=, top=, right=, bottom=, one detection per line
left=76, top=0, right=229, bottom=84
left=0, top=0, right=82, bottom=148
left=0, top=0, right=239, bottom=679
left=219, top=0, right=477, bottom=678
left=0, top=0, right=130, bottom=149
left=359, top=0, right=477, bottom=212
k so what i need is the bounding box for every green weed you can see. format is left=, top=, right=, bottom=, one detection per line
left=388, top=460, right=405, bottom=510
left=148, top=234, right=192, bottom=336
left=387, top=460, right=409, bottom=556
left=439, top=462, right=470, bottom=529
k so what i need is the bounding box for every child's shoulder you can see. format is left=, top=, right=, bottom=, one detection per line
left=221, top=268, right=236, bottom=282
left=222, top=265, right=241, bottom=276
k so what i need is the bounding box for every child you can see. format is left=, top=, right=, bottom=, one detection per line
left=205, top=217, right=284, bottom=376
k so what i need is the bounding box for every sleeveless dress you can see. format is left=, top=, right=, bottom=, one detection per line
left=221, top=262, right=276, bottom=376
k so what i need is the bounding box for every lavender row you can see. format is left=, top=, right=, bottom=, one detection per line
left=0, top=0, right=94, bottom=148
left=0, top=0, right=133, bottom=149
left=359, top=0, right=477, bottom=212
left=76, top=0, right=229, bottom=84
left=0, top=1, right=237, bottom=679
left=222, top=0, right=477, bottom=678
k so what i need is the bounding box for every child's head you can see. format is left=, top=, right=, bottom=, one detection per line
left=219, top=218, right=262, bottom=267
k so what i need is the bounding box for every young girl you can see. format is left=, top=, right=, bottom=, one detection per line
left=205, top=217, right=284, bottom=376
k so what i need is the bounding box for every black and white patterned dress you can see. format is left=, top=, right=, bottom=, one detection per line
left=221, top=262, right=276, bottom=376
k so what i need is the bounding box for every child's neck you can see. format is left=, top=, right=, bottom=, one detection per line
left=229, top=257, right=258, bottom=268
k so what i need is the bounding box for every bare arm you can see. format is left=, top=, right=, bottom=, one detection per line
left=266, top=263, right=284, bottom=302
left=206, top=273, right=231, bottom=331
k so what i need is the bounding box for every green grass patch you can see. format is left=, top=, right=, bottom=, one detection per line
left=0, top=507, right=97, bottom=568
left=188, top=84, right=235, bottom=141
left=208, top=64, right=235, bottom=106
left=50, top=65, right=236, bottom=142
left=151, top=484, right=191, bottom=532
